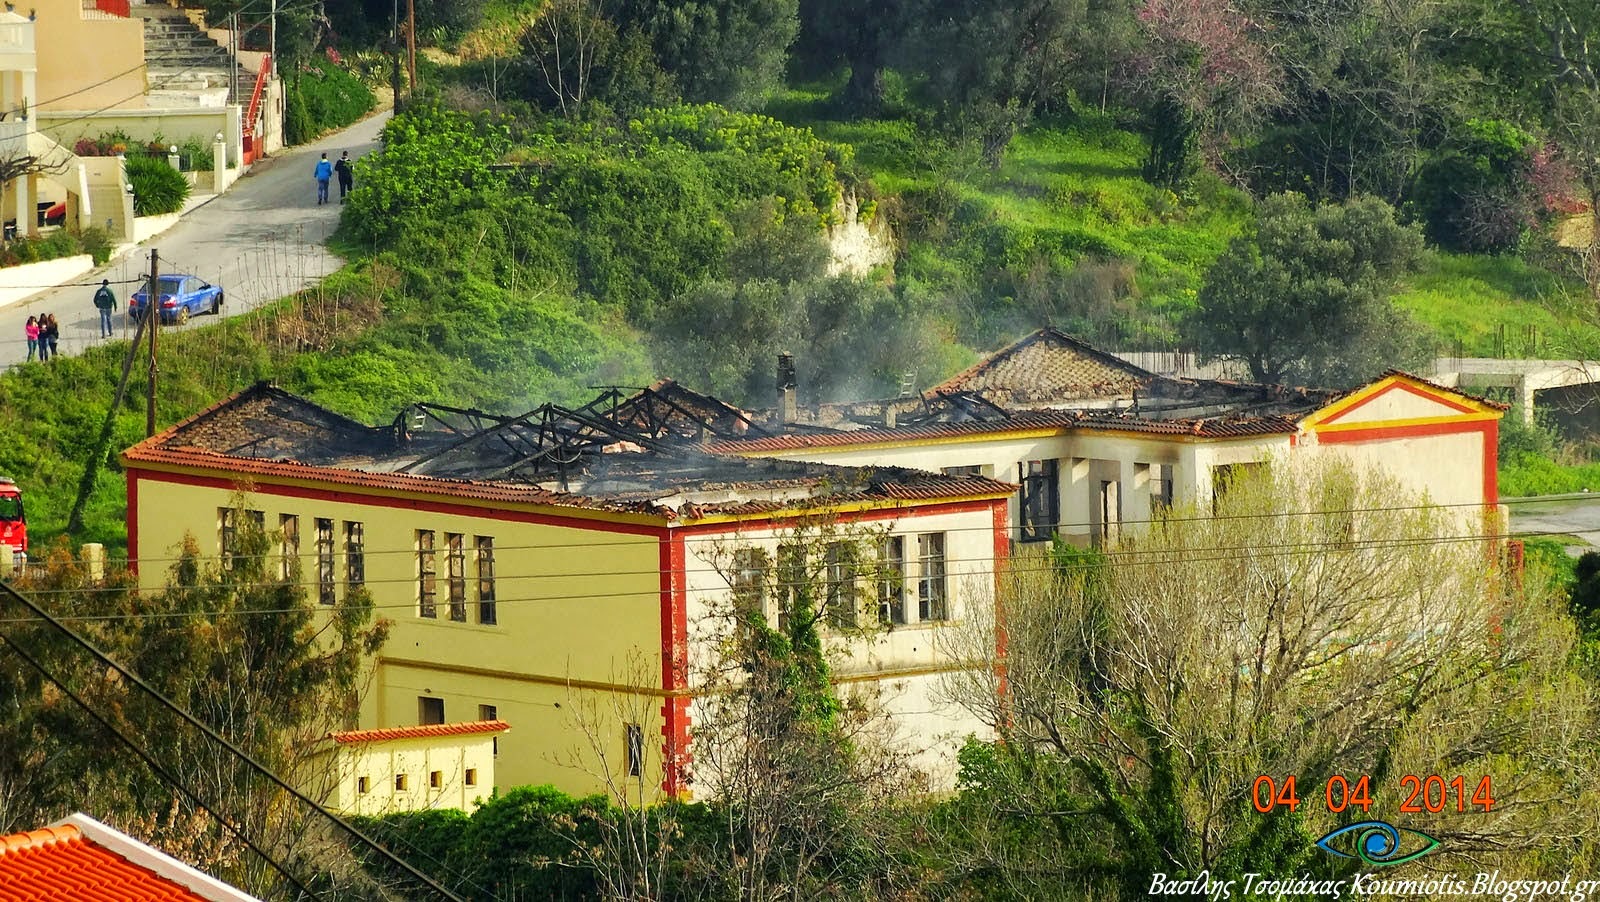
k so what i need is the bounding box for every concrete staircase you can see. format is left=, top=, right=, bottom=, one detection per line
left=134, top=6, right=254, bottom=104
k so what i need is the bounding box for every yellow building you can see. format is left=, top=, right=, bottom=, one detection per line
left=34, top=0, right=147, bottom=113
left=123, top=383, right=1014, bottom=799
left=317, top=720, right=509, bottom=817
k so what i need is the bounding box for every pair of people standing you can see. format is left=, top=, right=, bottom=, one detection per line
left=24, top=314, right=59, bottom=361
left=314, top=151, right=356, bottom=205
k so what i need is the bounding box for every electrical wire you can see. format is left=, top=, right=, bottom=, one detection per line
left=0, top=524, right=1560, bottom=623
left=0, top=578, right=470, bottom=902
left=48, top=490, right=1587, bottom=570
left=0, top=625, right=322, bottom=900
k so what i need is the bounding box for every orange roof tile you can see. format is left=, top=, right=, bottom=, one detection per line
left=0, top=823, right=211, bottom=902
left=328, top=719, right=511, bottom=744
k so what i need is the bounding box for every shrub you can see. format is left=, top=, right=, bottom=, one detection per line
left=125, top=154, right=190, bottom=216
left=286, top=57, right=375, bottom=144
left=178, top=137, right=214, bottom=172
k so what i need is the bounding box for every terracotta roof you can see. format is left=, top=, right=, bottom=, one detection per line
left=329, top=720, right=512, bottom=744
left=710, top=410, right=1082, bottom=453
left=930, top=328, right=1158, bottom=403
left=711, top=407, right=1298, bottom=454
left=0, top=816, right=257, bottom=902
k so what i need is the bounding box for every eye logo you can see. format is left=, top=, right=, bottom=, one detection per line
left=1315, top=821, right=1440, bottom=867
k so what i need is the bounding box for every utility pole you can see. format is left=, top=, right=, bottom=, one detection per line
left=406, top=0, right=417, bottom=100
left=391, top=0, right=402, bottom=109
left=146, top=249, right=160, bottom=438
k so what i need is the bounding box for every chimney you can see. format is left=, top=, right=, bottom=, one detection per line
left=883, top=405, right=897, bottom=428
left=777, top=353, right=797, bottom=425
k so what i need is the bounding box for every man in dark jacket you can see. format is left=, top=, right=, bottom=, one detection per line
left=92, top=278, right=116, bottom=338
left=334, top=151, right=354, bottom=203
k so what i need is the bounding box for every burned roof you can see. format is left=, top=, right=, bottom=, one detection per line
left=124, top=383, right=1014, bottom=521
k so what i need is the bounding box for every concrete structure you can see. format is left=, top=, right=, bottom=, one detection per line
left=713, top=330, right=1506, bottom=547
left=0, top=812, right=260, bottom=901
left=122, top=383, right=1013, bottom=799
left=1431, top=357, right=1600, bottom=425
left=0, top=9, right=104, bottom=239
left=34, top=0, right=148, bottom=113
left=317, top=720, right=508, bottom=817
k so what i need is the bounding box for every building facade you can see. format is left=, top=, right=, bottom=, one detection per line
left=123, top=384, right=1013, bottom=801
left=714, top=330, right=1505, bottom=547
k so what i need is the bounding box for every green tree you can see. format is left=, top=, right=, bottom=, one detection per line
left=941, top=460, right=1600, bottom=892
left=795, top=0, right=924, bottom=117
left=911, top=0, right=1082, bottom=167
left=0, top=513, right=389, bottom=896
left=1189, top=192, right=1428, bottom=387
left=612, top=0, right=799, bottom=110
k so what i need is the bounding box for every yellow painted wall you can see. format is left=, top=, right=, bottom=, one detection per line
left=130, top=472, right=670, bottom=797
left=321, top=732, right=500, bottom=817
left=34, top=0, right=146, bottom=112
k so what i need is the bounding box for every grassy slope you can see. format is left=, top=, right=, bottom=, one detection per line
left=767, top=84, right=1595, bottom=359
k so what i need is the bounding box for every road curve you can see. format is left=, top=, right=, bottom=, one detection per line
left=0, top=109, right=392, bottom=370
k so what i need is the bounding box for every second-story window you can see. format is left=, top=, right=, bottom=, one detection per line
left=447, top=533, right=467, bottom=622
left=315, top=518, right=335, bottom=605
left=344, top=521, right=365, bottom=588
left=476, top=536, right=497, bottom=625
left=1019, top=459, right=1059, bottom=543
left=417, top=529, right=437, bottom=618
left=775, top=544, right=806, bottom=634
left=279, top=514, right=299, bottom=581
left=824, top=542, right=858, bottom=629
left=219, top=508, right=263, bottom=571
left=878, top=536, right=906, bottom=626
left=917, top=532, right=948, bottom=622
left=731, top=547, right=769, bottom=626
left=626, top=723, right=644, bottom=779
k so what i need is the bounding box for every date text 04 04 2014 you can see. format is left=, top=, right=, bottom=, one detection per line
left=1251, top=775, right=1494, bottom=814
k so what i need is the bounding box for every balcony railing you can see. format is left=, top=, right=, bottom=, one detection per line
left=81, top=0, right=131, bottom=19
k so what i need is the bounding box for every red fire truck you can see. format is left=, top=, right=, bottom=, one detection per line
left=0, top=477, right=25, bottom=568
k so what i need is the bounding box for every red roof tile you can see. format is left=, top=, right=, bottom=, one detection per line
left=0, top=824, right=211, bottom=902
left=328, top=720, right=511, bottom=744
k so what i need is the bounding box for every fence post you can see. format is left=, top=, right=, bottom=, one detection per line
left=81, top=542, right=106, bottom=584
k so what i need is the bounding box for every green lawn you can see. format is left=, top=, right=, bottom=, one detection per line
left=1396, top=253, right=1598, bottom=358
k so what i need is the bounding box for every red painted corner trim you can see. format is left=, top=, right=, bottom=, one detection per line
left=126, top=470, right=140, bottom=576
left=991, top=503, right=1010, bottom=705
left=659, top=533, right=690, bottom=796
left=1483, top=420, right=1498, bottom=505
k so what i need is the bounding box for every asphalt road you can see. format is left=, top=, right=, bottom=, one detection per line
left=1509, top=494, right=1600, bottom=555
left=0, top=109, right=392, bottom=369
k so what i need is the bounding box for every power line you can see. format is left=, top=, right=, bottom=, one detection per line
left=0, top=622, right=321, bottom=899
left=56, top=491, right=1583, bottom=569
left=2, top=525, right=1558, bottom=622
left=0, top=578, right=470, bottom=902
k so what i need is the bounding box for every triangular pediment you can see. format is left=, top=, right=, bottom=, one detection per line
left=1301, top=373, right=1505, bottom=431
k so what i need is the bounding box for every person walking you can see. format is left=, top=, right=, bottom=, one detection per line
left=43, top=314, right=59, bottom=360
left=24, top=316, right=38, bottom=361
left=314, top=153, right=333, bottom=205
left=334, top=151, right=354, bottom=203
left=92, top=278, right=117, bottom=338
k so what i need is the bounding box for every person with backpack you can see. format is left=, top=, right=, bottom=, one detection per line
left=92, top=278, right=117, bottom=338
left=334, top=151, right=354, bottom=203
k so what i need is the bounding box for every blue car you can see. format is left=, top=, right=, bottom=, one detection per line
left=129, top=274, right=224, bottom=325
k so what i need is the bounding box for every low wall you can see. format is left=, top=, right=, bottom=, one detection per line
left=0, top=254, right=95, bottom=310
left=133, top=212, right=182, bottom=244
left=36, top=106, right=244, bottom=177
